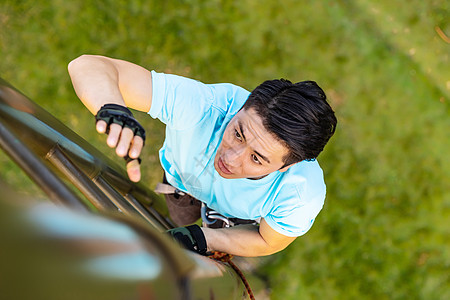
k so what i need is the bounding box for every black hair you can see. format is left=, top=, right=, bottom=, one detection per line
left=242, top=79, right=337, bottom=167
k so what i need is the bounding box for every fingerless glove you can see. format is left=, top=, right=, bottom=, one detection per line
left=167, top=224, right=207, bottom=255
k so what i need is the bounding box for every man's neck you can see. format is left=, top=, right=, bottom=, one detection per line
left=247, top=175, right=268, bottom=180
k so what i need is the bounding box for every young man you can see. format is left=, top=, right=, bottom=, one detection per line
left=68, top=55, right=337, bottom=257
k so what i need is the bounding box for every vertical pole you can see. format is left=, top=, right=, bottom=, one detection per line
left=0, top=122, right=88, bottom=212
left=46, top=145, right=118, bottom=212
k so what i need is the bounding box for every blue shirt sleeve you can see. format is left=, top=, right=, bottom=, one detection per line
left=263, top=163, right=326, bottom=237
left=264, top=197, right=324, bottom=237
left=148, top=71, right=214, bottom=130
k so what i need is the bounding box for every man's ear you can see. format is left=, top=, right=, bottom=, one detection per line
left=279, top=163, right=296, bottom=173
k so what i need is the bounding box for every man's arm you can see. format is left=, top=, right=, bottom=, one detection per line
left=68, top=55, right=153, bottom=182
left=68, top=55, right=153, bottom=113
left=201, top=218, right=296, bottom=257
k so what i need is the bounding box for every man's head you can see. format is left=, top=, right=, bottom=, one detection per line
left=214, top=79, right=337, bottom=179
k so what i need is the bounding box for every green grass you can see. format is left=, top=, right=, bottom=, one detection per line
left=1, top=0, right=449, bottom=299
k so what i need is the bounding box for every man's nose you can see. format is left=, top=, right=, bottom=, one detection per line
left=224, top=145, right=245, bottom=167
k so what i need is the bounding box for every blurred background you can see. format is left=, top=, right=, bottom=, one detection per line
left=0, top=0, right=448, bottom=299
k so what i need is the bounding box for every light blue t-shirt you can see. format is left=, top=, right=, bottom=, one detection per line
left=148, top=71, right=326, bottom=237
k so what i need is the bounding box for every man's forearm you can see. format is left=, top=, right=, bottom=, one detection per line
left=201, top=225, right=282, bottom=257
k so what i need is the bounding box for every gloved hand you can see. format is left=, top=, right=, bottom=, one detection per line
left=95, top=104, right=146, bottom=182
left=167, top=224, right=207, bottom=255
left=95, top=103, right=146, bottom=145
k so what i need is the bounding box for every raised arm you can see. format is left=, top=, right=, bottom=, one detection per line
left=68, top=55, right=153, bottom=182
left=68, top=55, right=152, bottom=113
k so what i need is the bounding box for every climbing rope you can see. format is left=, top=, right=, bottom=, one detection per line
left=207, top=251, right=255, bottom=300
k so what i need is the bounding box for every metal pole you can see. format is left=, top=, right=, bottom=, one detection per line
left=0, top=122, right=89, bottom=212
left=123, top=192, right=173, bottom=231
left=46, top=145, right=118, bottom=212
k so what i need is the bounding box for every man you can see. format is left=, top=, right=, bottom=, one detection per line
left=68, top=55, right=337, bottom=257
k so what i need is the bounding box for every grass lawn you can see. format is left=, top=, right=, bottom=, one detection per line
left=1, top=1, right=449, bottom=299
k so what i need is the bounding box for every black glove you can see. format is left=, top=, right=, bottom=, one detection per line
left=95, top=104, right=146, bottom=164
left=167, top=224, right=207, bottom=255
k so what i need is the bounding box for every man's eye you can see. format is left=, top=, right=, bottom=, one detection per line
left=234, top=129, right=242, bottom=141
left=251, top=154, right=261, bottom=164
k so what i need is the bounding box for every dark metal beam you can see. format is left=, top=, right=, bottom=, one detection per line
left=46, top=145, right=118, bottom=212
left=0, top=122, right=88, bottom=212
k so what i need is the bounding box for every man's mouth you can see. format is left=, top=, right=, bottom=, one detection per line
left=218, top=157, right=233, bottom=175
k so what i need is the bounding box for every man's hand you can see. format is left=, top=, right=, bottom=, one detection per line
left=95, top=104, right=146, bottom=182
left=167, top=224, right=208, bottom=255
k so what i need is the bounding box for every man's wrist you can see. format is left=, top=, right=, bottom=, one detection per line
left=201, top=227, right=214, bottom=252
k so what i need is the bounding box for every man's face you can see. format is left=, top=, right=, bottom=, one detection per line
left=214, top=108, right=291, bottom=179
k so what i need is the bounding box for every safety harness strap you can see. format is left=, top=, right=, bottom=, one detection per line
left=154, top=182, right=186, bottom=197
